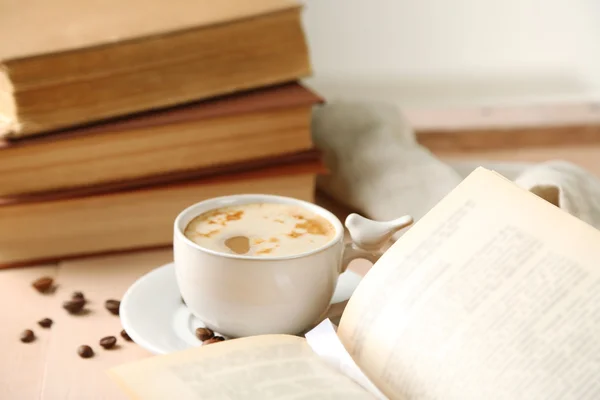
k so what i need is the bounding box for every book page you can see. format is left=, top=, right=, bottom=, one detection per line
left=109, top=334, right=375, bottom=399
left=305, top=319, right=388, bottom=399
left=338, top=167, right=600, bottom=400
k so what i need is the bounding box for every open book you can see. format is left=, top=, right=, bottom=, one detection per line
left=109, top=168, right=600, bottom=399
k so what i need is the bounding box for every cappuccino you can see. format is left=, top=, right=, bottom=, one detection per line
left=184, top=203, right=336, bottom=257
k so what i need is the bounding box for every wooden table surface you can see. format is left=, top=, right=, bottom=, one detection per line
left=1, top=247, right=372, bottom=399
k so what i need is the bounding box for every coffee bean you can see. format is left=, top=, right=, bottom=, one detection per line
left=63, top=298, right=86, bottom=314
left=195, top=327, right=214, bottom=341
left=32, top=277, right=53, bottom=293
left=105, top=299, right=120, bottom=315
left=203, top=336, right=225, bottom=345
left=20, top=329, right=35, bottom=343
left=38, top=318, right=53, bottom=328
left=180, top=296, right=186, bottom=305
left=120, top=329, right=132, bottom=342
left=72, top=291, right=85, bottom=301
left=77, top=345, right=94, bottom=358
left=99, top=336, right=117, bottom=349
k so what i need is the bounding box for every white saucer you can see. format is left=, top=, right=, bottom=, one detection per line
left=120, top=262, right=362, bottom=355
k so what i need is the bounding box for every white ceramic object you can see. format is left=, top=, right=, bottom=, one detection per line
left=174, top=194, right=413, bottom=338
left=120, top=262, right=364, bottom=355
left=345, top=214, right=413, bottom=251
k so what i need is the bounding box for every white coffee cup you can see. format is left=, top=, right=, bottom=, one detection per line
left=173, top=194, right=412, bottom=338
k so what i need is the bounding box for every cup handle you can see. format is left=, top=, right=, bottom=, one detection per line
left=340, top=213, right=414, bottom=273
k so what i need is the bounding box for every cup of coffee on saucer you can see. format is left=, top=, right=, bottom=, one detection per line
left=174, top=194, right=413, bottom=338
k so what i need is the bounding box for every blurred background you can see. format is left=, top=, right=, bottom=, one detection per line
left=300, top=0, right=600, bottom=177
left=302, top=0, right=600, bottom=107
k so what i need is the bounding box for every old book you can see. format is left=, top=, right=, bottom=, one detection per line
left=0, top=82, right=319, bottom=197
left=0, top=0, right=310, bottom=138
left=109, top=167, right=600, bottom=399
left=0, top=156, right=322, bottom=268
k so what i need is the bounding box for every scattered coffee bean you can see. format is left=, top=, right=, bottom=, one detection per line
left=77, top=345, right=94, bottom=358
left=63, top=298, right=86, bottom=314
left=203, top=336, right=225, bottom=345
left=181, top=296, right=186, bottom=305
left=72, top=291, right=85, bottom=301
left=32, top=277, right=53, bottom=293
left=105, top=299, right=120, bottom=315
left=99, top=336, right=117, bottom=349
left=38, top=318, right=53, bottom=328
left=195, top=327, right=214, bottom=341
left=120, top=329, right=132, bottom=342
left=20, top=329, right=35, bottom=343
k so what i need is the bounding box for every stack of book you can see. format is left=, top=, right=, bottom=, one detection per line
left=0, top=0, right=322, bottom=267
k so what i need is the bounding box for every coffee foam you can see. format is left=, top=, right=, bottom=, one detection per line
left=184, top=203, right=336, bottom=257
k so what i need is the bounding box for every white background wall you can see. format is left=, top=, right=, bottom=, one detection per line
left=299, top=0, right=600, bottom=108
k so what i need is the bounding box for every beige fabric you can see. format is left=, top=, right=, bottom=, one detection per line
left=312, top=102, right=463, bottom=228
left=312, top=101, right=600, bottom=232
left=514, top=161, right=600, bottom=228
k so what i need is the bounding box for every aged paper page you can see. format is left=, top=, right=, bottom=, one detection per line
left=109, top=334, right=375, bottom=399
left=338, top=167, right=600, bottom=400
left=305, top=319, right=388, bottom=399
